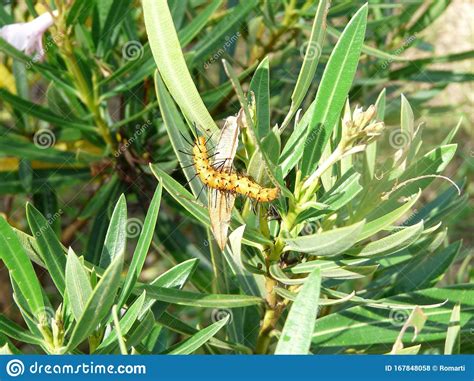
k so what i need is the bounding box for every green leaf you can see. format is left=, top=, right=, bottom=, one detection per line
left=389, top=241, right=461, bottom=295
left=391, top=51, right=474, bottom=80
left=0, top=135, right=79, bottom=164
left=178, top=0, right=223, bottom=47
left=444, top=304, right=461, bottom=355
left=150, top=164, right=209, bottom=226
left=12, top=228, right=44, bottom=266
left=0, top=216, right=45, bottom=317
left=140, top=258, right=199, bottom=318
left=0, top=315, right=43, bottom=346
left=410, top=180, right=464, bottom=226
left=390, top=345, right=421, bottom=355
left=288, top=261, right=377, bottom=281
left=357, top=190, right=420, bottom=241
left=348, top=221, right=424, bottom=257
left=327, top=25, right=407, bottom=63
left=66, top=0, right=95, bottom=25
left=166, top=315, right=230, bottom=354
left=247, top=130, right=281, bottom=188
left=79, top=175, right=119, bottom=220
left=249, top=57, right=270, bottom=139
left=295, top=171, right=362, bottom=225
left=0, top=168, right=90, bottom=196
left=66, top=252, right=124, bottom=350
left=281, top=0, right=329, bottom=130
left=406, top=0, right=451, bottom=35
left=142, top=0, right=218, bottom=135
left=65, top=248, right=93, bottom=322
left=154, top=72, right=203, bottom=199
left=284, top=221, right=365, bottom=255
left=85, top=189, right=122, bottom=266
left=142, top=286, right=263, bottom=308
left=190, top=0, right=257, bottom=68
left=26, top=203, right=66, bottom=295
left=312, top=285, right=474, bottom=350
left=96, top=291, right=147, bottom=352
left=279, top=98, right=315, bottom=177
left=99, top=194, right=127, bottom=269
left=275, top=267, right=321, bottom=354
left=118, top=184, right=162, bottom=307
left=158, top=311, right=251, bottom=353
left=301, top=4, right=368, bottom=175
left=394, top=145, right=457, bottom=196
left=0, top=89, right=96, bottom=134
left=96, top=0, right=131, bottom=56
left=223, top=225, right=262, bottom=297
left=442, top=118, right=462, bottom=145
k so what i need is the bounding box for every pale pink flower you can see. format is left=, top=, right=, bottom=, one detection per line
left=0, top=10, right=58, bottom=62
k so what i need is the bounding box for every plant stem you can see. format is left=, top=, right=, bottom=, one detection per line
left=61, top=32, right=113, bottom=149
left=255, top=277, right=280, bottom=354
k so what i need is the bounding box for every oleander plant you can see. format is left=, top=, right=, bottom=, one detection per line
left=0, top=1, right=472, bottom=355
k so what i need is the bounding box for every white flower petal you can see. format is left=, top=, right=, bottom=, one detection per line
left=0, top=10, right=57, bottom=58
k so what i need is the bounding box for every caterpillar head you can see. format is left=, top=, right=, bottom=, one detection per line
left=259, top=187, right=280, bottom=202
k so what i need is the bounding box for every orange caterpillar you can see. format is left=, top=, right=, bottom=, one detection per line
left=192, top=136, right=279, bottom=203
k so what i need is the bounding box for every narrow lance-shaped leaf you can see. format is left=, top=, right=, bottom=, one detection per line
left=281, top=0, right=329, bottom=130
left=154, top=71, right=203, bottom=199
left=66, top=252, right=124, bottom=351
left=150, top=164, right=210, bottom=227
left=118, top=184, right=162, bottom=308
left=348, top=221, right=424, bottom=257
left=393, top=94, right=414, bottom=168
left=157, top=311, right=252, bottom=353
left=312, top=285, right=474, bottom=348
left=389, top=241, right=461, bottom=295
left=96, top=291, right=147, bottom=354
left=140, top=258, right=199, bottom=319
left=0, top=315, right=44, bottom=345
left=444, top=304, right=461, bottom=355
left=0, top=89, right=96, bottom=133
left=224, top=225, right=262, bottom=297
left=190, top=0, right=257, bottom=68
left=65, top=248, right=93, bottom=321
left=357, top=190, right=421, bottom=241
left=301, top=4, right=368, bottom=175
left=0, top=216, right=45, bottom=318
left=275, top=267, right=321, bottom=354
left=249, top=57, right=270, bottom=138
left=142, top=0, right=219, bottom=135
left=142, top=286, right=263, bottom=308
left=99, top=194, right=127, bottom=269
left=284, top=221, right=365, bottom=255
left=26, top=203, right=66, bottom=296
left=165, top=315, right=230, bottom=354
left=0, top=135, right=79, bottom=164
